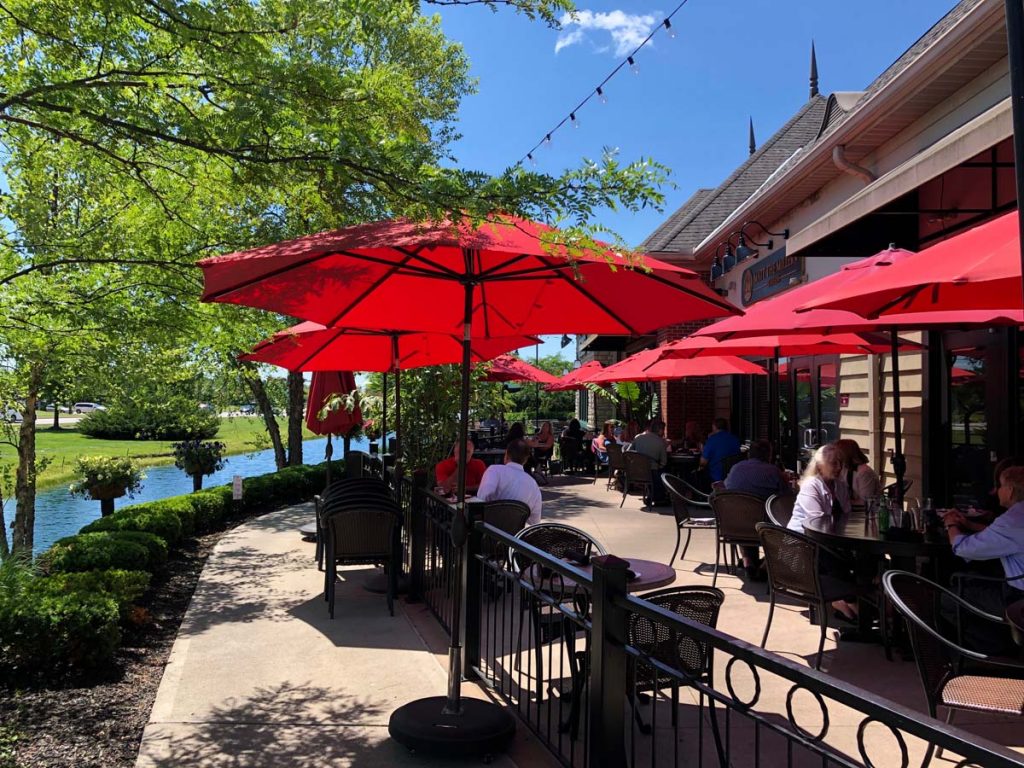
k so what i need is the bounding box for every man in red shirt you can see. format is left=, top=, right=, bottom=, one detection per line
left=435, top=440, right=487, bottom=493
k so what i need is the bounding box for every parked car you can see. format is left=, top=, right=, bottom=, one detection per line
left=2, top=408, right=23, bottom=423
left=239, top=404, right=256, bottom=415
left=73, top=402, right=107, bottom=414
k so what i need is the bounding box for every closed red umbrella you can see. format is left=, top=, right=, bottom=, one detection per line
left=200, top=214, right=738, bottom=745
left=478, top=354, right=558, bottom=384
left=799, top=210, right=1022, bottom=318
left=305, top=371, right=361, bottom=485
left=586, top=348, right=766, bottom=384
left=546, top=360, right=603, bottom=391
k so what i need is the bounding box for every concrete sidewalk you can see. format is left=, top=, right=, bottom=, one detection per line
left=135, top=502, right=549, bottom=768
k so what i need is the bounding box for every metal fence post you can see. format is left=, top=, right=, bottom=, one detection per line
left=590, top=554, right=630, bottom=768
left=408, top=474, right=427, bottom=603
left=462, top=500, right=485, bottom=678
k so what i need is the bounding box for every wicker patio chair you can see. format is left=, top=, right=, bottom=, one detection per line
left=661, top=474, right=716, bottom=564
left=756, top=523, right=857, bottom=670
left=559, top=437, right=585, bottom=474
left=627, top=585, right=726, bottom=765
left=765, top=493, right=796, bottom=528
left=709, top=491, right=766, bottom=586
left=324, top=498, right=402, bottom=619
left=596, top=441, right=627, bottom=490
left=479, top=500, right=531, bottom=570
left=620, top=451, right=655, bottom=508
left=314, top=477, right=393, bottom=570
left=883, top=570, right=1024, bottom=767
left=512, top=523, right=607, bottom=702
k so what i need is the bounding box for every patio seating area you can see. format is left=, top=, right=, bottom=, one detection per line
left=136, top=473, right=1024, bottom=767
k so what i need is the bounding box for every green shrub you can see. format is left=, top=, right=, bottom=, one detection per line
left=38, top=570, right=150, bottom=620
left=191, top=486, right=232, bottom=530
left=40, top=531, right=167, bottom=574
left=81, top=502, right=186, bottom=543
left=78, top=400, right=220, bottom=441
left=0, top=584, right=120, bottom=685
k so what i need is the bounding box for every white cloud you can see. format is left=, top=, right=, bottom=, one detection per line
left=555, top=10, right=659, bottom=58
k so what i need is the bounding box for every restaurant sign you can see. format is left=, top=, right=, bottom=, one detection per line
left=739, top=246, right=804, bottom=307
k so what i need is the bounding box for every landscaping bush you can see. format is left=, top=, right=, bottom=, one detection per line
left=38, top=570, right=150, bottom=621
left=78, top=400, right=220, bottom=441
left=0, top=575, right=120, bottom=685
left=191, top=486, right=233, bottom=530
left=81, top=501, right=186, bottom=543
left=39, top=531, right=167, bottom=574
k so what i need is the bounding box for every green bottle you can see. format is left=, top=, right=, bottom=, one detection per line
left=878, top=495, right=890, bottom=532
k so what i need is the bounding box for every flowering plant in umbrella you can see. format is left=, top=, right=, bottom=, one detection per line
left=172, top=440, right=227, bottom=492
left=69, top=456, right=144, bottom=516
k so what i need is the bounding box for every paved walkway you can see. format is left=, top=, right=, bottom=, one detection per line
left=137, top=475, right=1024, bottom=766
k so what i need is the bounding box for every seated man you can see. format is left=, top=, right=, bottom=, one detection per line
left=628, top=419, right=669, bottom=504
left=944, top=464, right=1024, bottom=653
left=435, top=439, right=487, bottom=494
left=725, top=439, right=789, bottom=581
left=725, top=439, right=789, bottom=499
left=476, top=439, right=543, bottom=526
left=701, top=417, right=741, bottom=484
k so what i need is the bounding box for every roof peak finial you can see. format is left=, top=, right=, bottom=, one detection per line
left=748, top=116, right=756, bottom=156
left=809, top=40, right=819, bottom=99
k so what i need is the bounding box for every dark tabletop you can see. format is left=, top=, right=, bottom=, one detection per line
left=803, top=509, right=948, bottom=559
left=524, top=557, right=676, bottom=594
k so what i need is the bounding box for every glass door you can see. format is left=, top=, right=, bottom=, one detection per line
left=781, top=356, right=839, bottom=471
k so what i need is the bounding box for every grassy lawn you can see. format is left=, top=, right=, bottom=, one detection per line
left=0, top=417, right=318, bottom=492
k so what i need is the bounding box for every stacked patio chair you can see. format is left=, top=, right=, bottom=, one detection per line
left=708, top=491, right=766, bottom=586
left=765, top=493, right=796, bottom=528
left=627, top=584, right=726, bottom=765
left=883, top=570, right=1024, bottom=766
left=756, top=523, right=858, bottom=670
left=620, top=451, right=655, bottom=507
left=661, top=474, right=717, bottom=564
left=512, top=523, right=606, bottom=703
left=314, top=476, right=391, bottom=571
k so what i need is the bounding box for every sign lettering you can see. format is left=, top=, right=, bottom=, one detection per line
left=740, top=246, right=804, bottom=306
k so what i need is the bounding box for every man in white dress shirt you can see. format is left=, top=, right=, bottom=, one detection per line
left=476, top=438, right=543, bottom=526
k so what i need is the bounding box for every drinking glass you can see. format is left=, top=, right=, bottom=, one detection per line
left=865, top=497, right=879, bottom=520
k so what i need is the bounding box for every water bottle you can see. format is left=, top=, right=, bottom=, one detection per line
left=877, top=494, right=890, bottom=532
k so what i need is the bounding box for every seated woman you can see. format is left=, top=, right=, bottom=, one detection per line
left=835, top=439, right=882, bottom=508
left=788, top=443, right=857, bottom=621
left=528, top=420, right=555, bottom=457
left=591, top=421, right=617, bottom=466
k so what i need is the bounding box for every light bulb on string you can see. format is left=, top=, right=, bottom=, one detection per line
left=543, top=133, right=553, bottom=148
left=570, top=112, right=580, bottom=129
left=527, top=152, right=537, bottom=167
left=596, top=86, right=608, bottom=104
left=628, top=56, right=640, bottom=75
left=663, top=19, right=676, bottom=39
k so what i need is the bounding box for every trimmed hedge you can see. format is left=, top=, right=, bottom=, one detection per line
left=2, top=459, right=342, bottom=687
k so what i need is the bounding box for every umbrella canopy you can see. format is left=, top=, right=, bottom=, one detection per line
left=585, top=348, right=766, bottom=384
left=694, top=246, right=1024, bottom=339
left=242, top=321, right=537, bottom=372
left=478, top=354, right=558, bottom=384
left=653, top=331, right=908, bottom=360
left=778, top=361, right=836, bottom=387
left=305, top=370, right=361, bottom=435
left=545, top=360, right=604, bottom=391
left=798, top=210, right=1023, bottom=318
left=200, top=216, right=738, bottom=336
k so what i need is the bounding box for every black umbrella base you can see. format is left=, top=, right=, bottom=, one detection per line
left=363, top=570, right=408, bottom=595
left=389, top=697, right=515, bottom=758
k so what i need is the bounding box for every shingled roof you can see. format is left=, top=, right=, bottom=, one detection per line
left=641, top=95, right=828, bottom=255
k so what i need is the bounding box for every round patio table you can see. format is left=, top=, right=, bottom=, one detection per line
left=523, top=556, right=677, bottom=594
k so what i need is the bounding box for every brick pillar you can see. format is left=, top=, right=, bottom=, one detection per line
left=655, top=321, right=717, bottom=441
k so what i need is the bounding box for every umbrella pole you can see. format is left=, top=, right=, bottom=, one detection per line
left=393, top=335, right=402, bottom=461
left=768, top=355, right=779, bottom=452
left=325, top=433, right=333, bottom=485
left=381, top=371, right=388, bottom=458
left=890, top=329, right=907, bottom=506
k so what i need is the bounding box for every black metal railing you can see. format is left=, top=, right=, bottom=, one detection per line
left=459, top=517, right=1024, bottom=768
left=407, top=485, right=458, bottom=635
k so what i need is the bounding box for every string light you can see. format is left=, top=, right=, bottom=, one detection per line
left=516, top=0, right=690, bottom=166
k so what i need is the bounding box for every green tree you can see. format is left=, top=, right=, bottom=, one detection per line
left=503, top=353, right=574, bottom=424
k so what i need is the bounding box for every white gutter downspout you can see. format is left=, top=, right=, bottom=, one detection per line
left=832, top=145, right=877, bottom=184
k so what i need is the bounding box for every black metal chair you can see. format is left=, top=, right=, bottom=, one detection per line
left=532, top=447, right=552, bottom=486
left=620, top=451, right=655, bottom=508
left=756, top=523, right=857, bottom=670
left=513, top=523, right=606, bottom=702
left=884, top=478, right=913, bottom=501
left=479, top=500, right=531, bottom=570
left=765, top=493, right=795, bottom=528
left=662, top=474, right=716, bottom=564
left=559, top=436, right=585, bottom=474
left=324, top=498, right=402, bottom=619
left=627, top=585, right=726, bottom=765
left=883, top=570, right=1024, bottom=767
left=708, top=491, right=766, bottom=586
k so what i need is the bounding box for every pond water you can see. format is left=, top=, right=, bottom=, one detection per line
left=31, top=435, right=370, bottom=556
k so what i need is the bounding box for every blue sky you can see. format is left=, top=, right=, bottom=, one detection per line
left=436, top=0, right=956, bottom=360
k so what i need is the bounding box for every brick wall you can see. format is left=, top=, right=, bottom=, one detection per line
left=655, top=321, right=718, bottom=441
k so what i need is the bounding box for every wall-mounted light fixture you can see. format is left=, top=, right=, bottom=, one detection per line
left=737, top=221, right=789, bottom=260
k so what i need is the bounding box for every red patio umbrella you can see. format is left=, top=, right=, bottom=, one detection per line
left=799, top=210, right=1023, bottom=318
left=199, top=214, right=738, bottom=749
left=585, top=348, right=766, bottom=384
left=305, top=371, right=361, bottom=485
left=545, top=360, right=604, bottom=391
left=478, top=354, right=558, bottom=384
left=653, top=331, right=908, bottom=359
